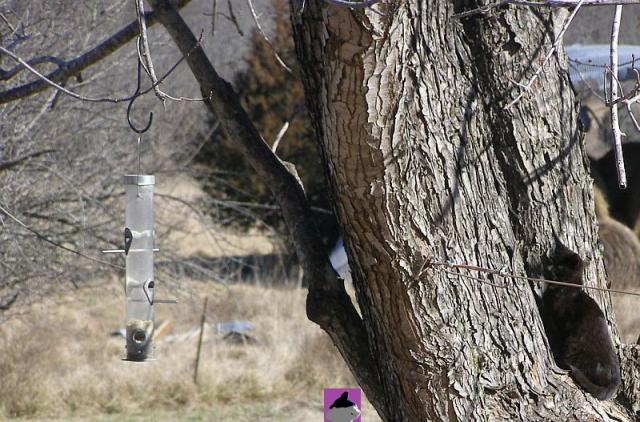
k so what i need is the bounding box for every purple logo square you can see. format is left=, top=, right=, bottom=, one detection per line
left=323, top=387, right=362, bottom=422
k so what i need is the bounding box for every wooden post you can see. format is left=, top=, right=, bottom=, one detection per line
left=193, top=296, right=208, bottom=385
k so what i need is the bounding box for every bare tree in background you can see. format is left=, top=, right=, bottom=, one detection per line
left=2, top=0, right=640, bottom=420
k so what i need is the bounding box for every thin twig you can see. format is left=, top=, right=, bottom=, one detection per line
left=225, top=0, right=244, bottom=36
left=0, top=149, right=56, bottom=172
left=246, top=0, right=292, bottom=73
left=452, top=0, right=509, bottom=18
left=625, top=56, right=640, bottom=130
left=609, top=5, right=627, bottom=189
left=135, top=0, right=167, bottom=106
left=504, top=0, right=585, bottom=110
left=0, top=203, right=124, bottom=270
left=272, top=104, right=305, bottom=153
left=428, top=261, right=640, bottom=298
left=569, top=56, right=638, bottom=70
left=193, top=297, right=208, bottom=384
left=0, top=0, right=193, bottom=104
left=181, top=120, right=221, bottom=167
left=567, top=61, right=606, bottom=101
left=453, top=0, right=640, bottom=18
left=0, top=56, right=66, bottom=81
left=439, top=268, right=507, bottom=288
left=0, top=11, right=17, bottom=34
left=0, top=45, right=136, bottom=103
left=322, top=0, right=382, bottom=7
left=0, top=37, right=208, bottom=104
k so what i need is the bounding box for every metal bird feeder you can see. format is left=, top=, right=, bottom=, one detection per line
left=123, top=174, right=156, bottom=361
left=103, top=175, right=161, bottom=361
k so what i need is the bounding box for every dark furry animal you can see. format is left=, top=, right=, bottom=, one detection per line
left=541, top=242, right=621, bottom=400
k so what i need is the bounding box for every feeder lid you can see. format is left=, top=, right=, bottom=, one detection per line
left=123, top=175, right=155, bottom=186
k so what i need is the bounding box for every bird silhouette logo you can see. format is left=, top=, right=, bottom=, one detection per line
left=324, top=389, right=361, bottom=422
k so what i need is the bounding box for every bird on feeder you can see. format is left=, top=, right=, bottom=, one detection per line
left=124, top=228, right=133, bottom=255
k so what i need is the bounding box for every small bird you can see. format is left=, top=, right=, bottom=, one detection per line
left=124, top=227, right=133, bottom=255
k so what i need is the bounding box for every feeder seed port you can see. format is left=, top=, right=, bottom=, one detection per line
left=133, top=330, right=147, bottom=343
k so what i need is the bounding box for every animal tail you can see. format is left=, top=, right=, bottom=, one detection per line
left=569, top=364, right=621, bottom=400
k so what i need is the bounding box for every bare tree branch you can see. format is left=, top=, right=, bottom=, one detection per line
left=0, top=56, right=66, bottom=81
left=0, top=149, right=55, bottom=172
left=321, top=0, right=382, bottom=8
left=0, top=11, right=18, bottom=35
left=135, top=0, right=167, bottom=105
left=246, top=0, right=292, bottom=73
left=0, top=36, right=205, bottom=104
left=211, top=0, right=218, bottom=36
left=213, top=1, right=245, bottom=37
left=609, top=5, right=627, bottom=188
left=272, top=104, right=305, bottom=153
left=454, top=0, right=640, bottom=19
left=0, top=0, right=192, bottom=104
left=0, top=202, right=123, bottom=270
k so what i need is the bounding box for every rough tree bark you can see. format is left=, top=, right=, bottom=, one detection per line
left=290, top=0, right=640, bottom=420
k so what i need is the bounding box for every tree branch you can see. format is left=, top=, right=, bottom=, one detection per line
left=146, top=0, right=386, bottom=411
left=0, top=149, right=56, bottom=172
left=321, top=0, right=382, bottom=8
left=609, top=5, right=627, bottom=188
left=0, top=0, right=192, bottom=105
left=135, top=0, right=167, bottom=105
left=0, top=55, right=66, bottom=81
left=246, top=0, right=292, bottom=73
left=272, top=104, right=305, bottom=152
left=453, top=0, right=640, bottom=19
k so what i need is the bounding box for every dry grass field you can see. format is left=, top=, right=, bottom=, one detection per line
left=0, top=278, right=380, bottom=421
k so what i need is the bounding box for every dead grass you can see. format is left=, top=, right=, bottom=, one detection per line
left=154, top=174, right=279, bottom=258
left=0, top=176, right=383, bottom=420
left=0, top=280, right=379, bottom=420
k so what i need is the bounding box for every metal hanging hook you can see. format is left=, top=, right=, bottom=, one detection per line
left=126, top=48, right=153, bottom=134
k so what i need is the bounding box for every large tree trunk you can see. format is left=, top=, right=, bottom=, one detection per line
left=291, top=1, right=638, bottom=420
